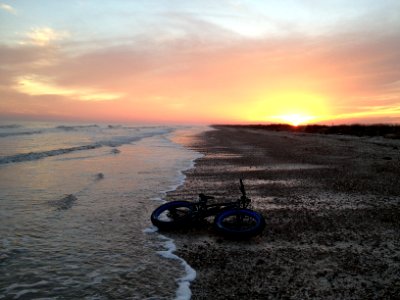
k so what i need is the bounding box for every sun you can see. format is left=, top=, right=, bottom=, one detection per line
left=245, top=91, right=330, bottom=125
left=274, top=114, right=314, bottom=126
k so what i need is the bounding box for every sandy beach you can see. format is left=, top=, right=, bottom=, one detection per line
left=166, top=125, right=400, bottom=299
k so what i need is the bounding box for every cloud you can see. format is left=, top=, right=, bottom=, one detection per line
left=331, top=104, right=400, bottom=124
left=0, top=44, right=58, bottom=71
left=0, top=3, right=16, bottom=14
left=22, top=27, right=70, bottom=46
left=14, top=75, right=124, bottom=101
left=1, top=12, right=399, bottom=123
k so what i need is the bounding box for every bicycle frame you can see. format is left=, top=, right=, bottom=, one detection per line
left=191, top=179, right=251, bottom=220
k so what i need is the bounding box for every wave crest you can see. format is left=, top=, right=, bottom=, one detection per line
left=56, top=125, right=99, bottom=131
left=0, top=127, right=174, bottom=164
left=0, top=144, right=101, bottom=164
left=0, top=131, right=42, bottom=138
left=0, top=124, right=22, bottom=129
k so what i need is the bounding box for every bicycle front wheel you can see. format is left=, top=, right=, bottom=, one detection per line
left=214, top=209, right=265, bottom=238
left=151, top=201, right=195, bottom=230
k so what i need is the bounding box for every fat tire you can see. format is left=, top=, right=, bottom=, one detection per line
left=214, top=209, right=265, bottom=239
left=151, top=201, right=195, bottom=230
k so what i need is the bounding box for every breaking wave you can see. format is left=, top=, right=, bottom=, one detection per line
left=0, top=124, right=22, bottom=129
left=0, top=144, right=102, bottom=164
left=0, top=129, right=173, bottom=164
left=0, top=124, right=171, bottom=140
left=56, top=125, right=99, bottom=131
left=0, top=131, right=42, bottom=138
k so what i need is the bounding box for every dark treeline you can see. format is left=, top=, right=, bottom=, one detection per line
left=217, top=124, right=400, bottom=139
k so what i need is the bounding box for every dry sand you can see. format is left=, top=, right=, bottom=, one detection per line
left=166, top=126, right=400, bottom=299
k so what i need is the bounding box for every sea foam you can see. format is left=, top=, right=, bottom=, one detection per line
left=146, top=131, right=203, bottom=300
left=157, top=234, right=196, bottom=300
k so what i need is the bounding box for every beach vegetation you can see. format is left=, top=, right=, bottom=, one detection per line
left=220, top=124, right=400, bottom=139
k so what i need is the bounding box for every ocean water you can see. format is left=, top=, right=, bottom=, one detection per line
left=0, top=121, right=203, bottom=299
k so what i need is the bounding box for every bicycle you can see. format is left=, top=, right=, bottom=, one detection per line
left=151, top=179, right=265, bottom=238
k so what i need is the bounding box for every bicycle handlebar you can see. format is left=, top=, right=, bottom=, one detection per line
left=198, top=180, right=249, bottom=208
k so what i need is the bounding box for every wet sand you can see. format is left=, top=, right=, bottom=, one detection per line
left=166, top=125, right=400, bottom=299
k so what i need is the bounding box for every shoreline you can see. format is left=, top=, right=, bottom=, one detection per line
left=166, top=125, right=400, bottom=299
left=147, top=127, right=206, bottom=300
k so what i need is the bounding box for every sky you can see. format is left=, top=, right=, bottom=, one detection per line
left=1, top=0, right=399, bottom=125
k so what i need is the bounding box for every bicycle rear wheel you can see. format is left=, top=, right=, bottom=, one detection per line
left=151, top=201, right=195, bottom=230
left=214, top=209, right=265, bottom=238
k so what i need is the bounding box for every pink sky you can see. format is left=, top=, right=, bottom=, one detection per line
left=1, top=1, right=399, bottom=124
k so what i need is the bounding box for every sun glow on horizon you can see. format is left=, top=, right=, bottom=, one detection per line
left=245, top=91, right=331, bottom=125
left=272, top=114, right=315, bottom=126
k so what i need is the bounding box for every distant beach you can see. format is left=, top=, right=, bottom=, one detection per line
left=166, top=125, right=400, bottom=299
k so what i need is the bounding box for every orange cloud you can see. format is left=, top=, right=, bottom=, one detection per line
left=1, top=17, right=399, bottom=124
left=14, top=75, right=124, bottom=101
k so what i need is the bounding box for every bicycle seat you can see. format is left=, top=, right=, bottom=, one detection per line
left=199, top=193, right=215, bottom=201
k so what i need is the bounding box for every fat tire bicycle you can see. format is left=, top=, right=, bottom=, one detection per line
left=151, top=179, right=265, bottom=238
